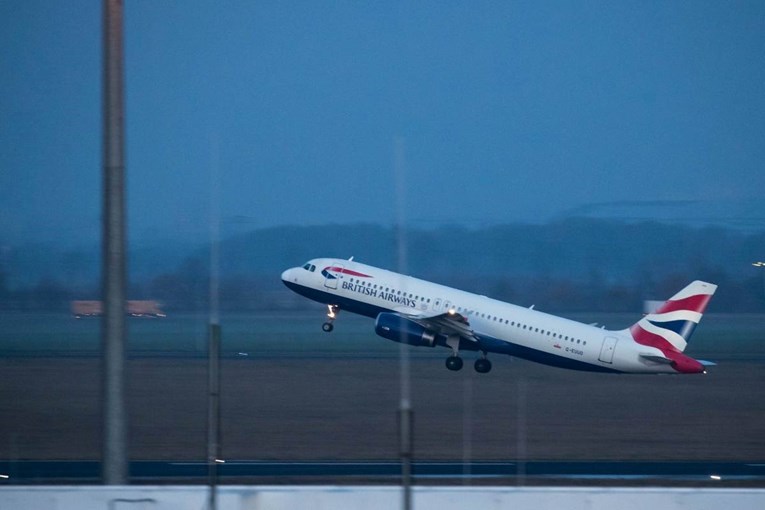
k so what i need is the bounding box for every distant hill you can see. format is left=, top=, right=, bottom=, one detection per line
left=2, top=219, right=764, bottom=312
left=211, top=219, right=764, bottom=283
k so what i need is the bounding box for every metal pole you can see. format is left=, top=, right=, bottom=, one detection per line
left=207, top=136, right=222, bottom=510
left=208, top=324, right=221, bottom=510
left=462, top=375, right=472, bottom=485
left=102, top=0, right=128, bottom=485
left=516, top=378, right=527, bottom=485
left=394, top=137, right=412, bottom=510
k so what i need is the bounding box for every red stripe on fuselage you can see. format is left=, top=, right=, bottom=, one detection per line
left=327, top=267, right=372, bottom=278
left=654, top=293, right=712, bottom=314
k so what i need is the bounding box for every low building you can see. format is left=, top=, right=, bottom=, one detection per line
left=71, top=300, right=166, bottom=318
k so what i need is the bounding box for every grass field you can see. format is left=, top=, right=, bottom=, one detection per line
left=1, top=310, right=763, bottom=360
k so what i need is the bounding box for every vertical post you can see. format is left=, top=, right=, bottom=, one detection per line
left=394, top=137, right=412, bottom=510
left=462, top=376, right=472, bottom=485
left=208, top=135, right=221, bottom=510
left=516, top=378, right=527, bottom=485
left=208, top=324, right=221, bottom=510
left=754, top=262, right=765, bottom=304
left=102, top=0, right=128, bottom=485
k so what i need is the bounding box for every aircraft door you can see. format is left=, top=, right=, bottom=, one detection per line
left=598, top=336, right=618, bottom=364
left=433, top=298, right=450, bottom=312
left=323, top=265, right=342, bottom=289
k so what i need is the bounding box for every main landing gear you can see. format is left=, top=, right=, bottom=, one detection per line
left=322, top=305, right=338, bottom=332
left=445, top=356, right=464, bottom=371
left=445, top=355, right=492, bottom=373
left=474, top=357, right=492, bottom=374
left=444, top=335, right=492, bottom=373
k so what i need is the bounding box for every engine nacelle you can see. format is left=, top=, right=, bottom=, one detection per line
left=375, top=312, right=437, bottom=347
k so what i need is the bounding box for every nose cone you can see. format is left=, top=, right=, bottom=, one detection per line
left=281, top=268, right=294, bottom=283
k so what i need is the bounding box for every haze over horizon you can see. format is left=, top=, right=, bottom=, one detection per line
left=2, top=1, right=764, bottom=248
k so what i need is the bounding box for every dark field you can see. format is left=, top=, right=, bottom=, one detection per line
left=0, top=312, right=763, bottom=462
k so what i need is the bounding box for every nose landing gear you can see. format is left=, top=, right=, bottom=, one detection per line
left=322, top=305, right=338, bottom=332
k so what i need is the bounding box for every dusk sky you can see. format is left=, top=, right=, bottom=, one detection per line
left=1, top=1, right=764, bottom=247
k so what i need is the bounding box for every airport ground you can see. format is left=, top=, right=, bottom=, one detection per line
left=1, top=354, right=763, bottom=464
left=0, top=310, right=763, bottom=486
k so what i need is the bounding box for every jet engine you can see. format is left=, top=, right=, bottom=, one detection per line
left=375, top=312, right=438, bottom=347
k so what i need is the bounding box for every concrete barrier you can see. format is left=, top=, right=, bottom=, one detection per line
left=1, top=485, right=764, bottom=510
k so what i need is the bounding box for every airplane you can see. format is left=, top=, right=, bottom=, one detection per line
left=281, top=257, right=717, bottom=374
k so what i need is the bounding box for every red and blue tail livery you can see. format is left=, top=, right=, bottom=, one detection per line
left=283, top=258, right=718, bottom=375
left=627, top=281, right=717, bottom=373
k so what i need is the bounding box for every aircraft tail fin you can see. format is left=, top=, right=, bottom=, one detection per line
left=629, top=281, right=717, bottom=353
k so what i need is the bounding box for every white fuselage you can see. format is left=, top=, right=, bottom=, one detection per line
left=281, top=258, right=695, bottom=374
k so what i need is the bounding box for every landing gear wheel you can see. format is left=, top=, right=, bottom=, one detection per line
left=474, top=358, right=492, bottom=374
left=445, top=356, right=464, bottom=371
left=322, top=305, right=338, bottom=332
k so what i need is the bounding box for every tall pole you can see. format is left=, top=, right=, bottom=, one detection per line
left=753, top=262, right=765, bottom=304
left=207, top=136, right=222, bottom=510
left=102, top=0, right=128, bottom=485
left=208, top=324, right=221, bottom=510
left=395, top=137, right=413, bottom=510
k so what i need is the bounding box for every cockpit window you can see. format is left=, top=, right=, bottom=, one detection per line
left=302, top=263, right=311, bottom=270
left=310, top=264, right=316, bottom=272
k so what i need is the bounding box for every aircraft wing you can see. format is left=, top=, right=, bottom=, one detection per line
left=392, top=307, right=479, bottom=342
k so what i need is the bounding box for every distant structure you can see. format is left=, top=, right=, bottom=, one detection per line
left=643, top=300, right=664, bottom=314
left=71, top=300, right=166, bottom=318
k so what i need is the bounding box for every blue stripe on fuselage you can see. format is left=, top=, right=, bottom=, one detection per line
left=283, top=281, right=622, bottom=373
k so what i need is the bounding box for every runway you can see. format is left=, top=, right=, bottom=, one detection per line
left=1, top=312, right=764, bottom=488
left=2, top=460, right=765, bottom=484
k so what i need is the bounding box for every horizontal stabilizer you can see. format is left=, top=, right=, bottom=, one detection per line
left=640, top=354, right=674, bottom=365
left=698, top=360, right=717, bottom=367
